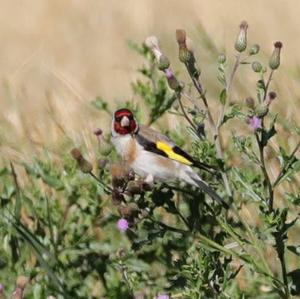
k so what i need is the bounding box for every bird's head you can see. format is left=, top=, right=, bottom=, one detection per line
left=112, top=108, right=138, bottom=136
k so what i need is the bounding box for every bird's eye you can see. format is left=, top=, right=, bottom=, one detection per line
left=115, top=116, right=121, bottom=122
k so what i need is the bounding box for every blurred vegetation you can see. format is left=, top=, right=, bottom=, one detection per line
left=1, top=19, right=300, bottom=299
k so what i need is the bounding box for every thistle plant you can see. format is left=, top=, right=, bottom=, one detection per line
left=1, top=21, right=300, bottom=299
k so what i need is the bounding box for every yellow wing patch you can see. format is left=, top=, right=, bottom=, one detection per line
left=156, top=141, right=193, bottom=165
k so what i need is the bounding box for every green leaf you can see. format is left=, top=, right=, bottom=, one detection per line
left=91, top=97, right=110, bottom=113
left=261, top=115, right=277, bottom=147
left=219, top=89, right=227, bottom=105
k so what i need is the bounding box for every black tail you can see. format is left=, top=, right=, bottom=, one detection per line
left=193, top=178, right=229, bottom=209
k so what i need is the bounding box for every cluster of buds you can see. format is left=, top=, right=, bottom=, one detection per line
left=110, top=163, right=152, bottom=232
left=245, top=91, right=277, bottom=131
left=145, top=36, right=181, bottom=91
left=70, top=148, right=93, bottom=173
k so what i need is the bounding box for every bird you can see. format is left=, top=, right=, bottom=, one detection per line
left=111, top=108, right=227, bottom=208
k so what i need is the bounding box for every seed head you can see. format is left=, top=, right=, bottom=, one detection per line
left=235, top=21, right=248, bottom=52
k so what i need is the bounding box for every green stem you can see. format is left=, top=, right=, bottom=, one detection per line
left=184, top=63, right=232, bottom=198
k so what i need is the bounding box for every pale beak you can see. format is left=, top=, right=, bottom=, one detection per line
left=120, top=116, right=130, bottom=127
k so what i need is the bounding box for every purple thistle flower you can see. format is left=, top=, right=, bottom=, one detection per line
left=156, top=295, right=170, bottom=299
left=248, top=116, right=262, bottom=131
left=117, top=218, right=129, bottom=232
left=164, top=68, right=174, bottom=79
left=0, top=284, right=3, bottom=293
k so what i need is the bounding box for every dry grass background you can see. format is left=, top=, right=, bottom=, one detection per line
left=0, top=0, right=300, bottom=163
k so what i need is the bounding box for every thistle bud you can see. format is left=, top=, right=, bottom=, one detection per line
left=111, top=164, right=127, bottom=189
left=70, top=148, right=93, bottom=173
left=118, top=203, right=139, bottom=219
left=70, top=148, right=82, bottom=160
left=218, top=53, right=226, bottom=64
left=93, top=128, right=103, bottom=137
left=269, top=41, right=283, bottom=70
left=235, top=21, right=248, bottom=52
left=255, top=104, right=269, bottom=118
left=99, top=144, right=112, bottom=156
left=158, top=54, right=170, bottom=70
left=112, top=190, right=124, bottom=205
left=251, top=61, right=263, bottom=73
left=126, top=180, right=143, bottom=196
left=249, top=44, right=260, bottom=55
left=266, top=91, right=277, bottom=106
left=97, top=159, right=108, bottom=169
left=245, top=97, right=255, bottom=109
left=165, top=69, right=181, bottom=91
left=268, top=91, right=277, bottom=101
left=179, top=48, right=192, bottom=64
left=176, top=29, right=192, bottom=63
left=16, top=276, right=28, bottom=289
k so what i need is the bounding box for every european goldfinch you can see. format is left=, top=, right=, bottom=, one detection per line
left=111, top=108, right=227, bottom=207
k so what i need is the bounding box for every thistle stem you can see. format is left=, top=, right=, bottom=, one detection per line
left=184, top=63, right=233, bottom=198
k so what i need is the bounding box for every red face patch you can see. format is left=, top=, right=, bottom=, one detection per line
left=114, top=109, right=137, bottom=135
